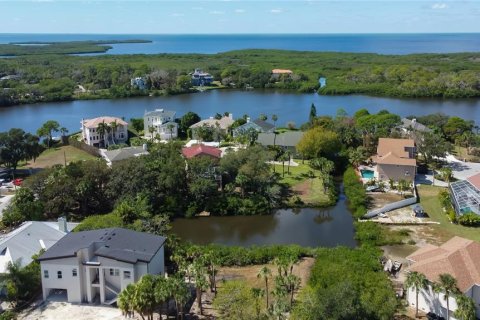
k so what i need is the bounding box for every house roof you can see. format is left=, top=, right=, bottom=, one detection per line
left=467, top=172, right=480, bottom=190
left=38, top=228, right=166, bottom=264
left=82, top=117, right=127, bottom=129
left=375, top=138, right=416, bottom=166
left=257, top=131, right=304, bottom=148
left=103, top=146, right=148, bottom=164
left=272, top=69, right=293, bottom=74
left=401, top=118, right=432, bottom=133
left=234, top=119, right=275, bottom=133
left=182, top=144, right=222, bottom=159
left=144, top=109, right=176, bottom=119
left=406, top=236, right=480, bottom=292
left=0, top=221, right=77, bottom=273
left=190, top=116, right=234, bottom=130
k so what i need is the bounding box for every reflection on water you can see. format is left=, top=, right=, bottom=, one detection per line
left=171, top=199, right=356, bottom=247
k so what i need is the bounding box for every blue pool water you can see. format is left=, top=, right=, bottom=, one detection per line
left=361, top=170, right=375, bottom=179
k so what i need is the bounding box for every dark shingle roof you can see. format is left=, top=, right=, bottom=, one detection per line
left=38, top=228, right=166, bottom=264
left=257, top=131, right=304, bottom=147
left=144, top=109, right=176, bottom=119
left=103, top=146, right=147, bottom=163
left=252, top=119, right=275, bottom=131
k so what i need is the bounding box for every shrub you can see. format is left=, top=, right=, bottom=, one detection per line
left=457, top=212, right=480, bottom=226
left=343, top=167, right=367, bottom=218
left=447, top=209, right=457, bottom=223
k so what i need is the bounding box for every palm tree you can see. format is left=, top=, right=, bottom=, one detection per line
left=154, top=276, right=170, bottom=320
left=192, top=262, right=208, bottom=315
left=257, top=266, right=272, bottom=309
left=454, top=294, right=476, bottom=320
left=434, top=273, right=459, bottom=320
left=251, top=288, right=265, bottom=320
left=167, top=123, right=175, bottom=140
left=440, top=167, right=454, bottom=186
left=118, top=283, right=136, bottom=318
left=169, top=276, right=190, bottom=320
left=272, top=114, right=278, bottom=128
left=96, top=121, right=109, bottom=148
left=148, top=125, right=156, bottom=142
left=405, top=271, right=428, bottom=318
left=109, top=120, right=118, bottom=144
left=285, top=274, right=301, bottom=307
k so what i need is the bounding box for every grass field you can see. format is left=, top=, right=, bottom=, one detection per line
left=20, top=145, right=97, bottom=169
left=272, top=160, right=331, bottom=207
left=418, top=185, right=480, bottom=242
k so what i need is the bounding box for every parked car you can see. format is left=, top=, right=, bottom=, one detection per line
left=426, top=312, right=445, bottom=320
left=13, top=178, right=23, bottom=186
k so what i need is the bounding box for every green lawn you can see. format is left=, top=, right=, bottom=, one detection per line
left=19, top=145, right=97, bottom=169
left=418, top=185, right=480, bottom=242
left=272, top=160, right=331, bottom=206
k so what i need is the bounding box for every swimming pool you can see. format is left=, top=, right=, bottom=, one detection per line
left=360, top=169, right=375, bottom=179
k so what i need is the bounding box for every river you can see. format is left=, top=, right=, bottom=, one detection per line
left=171, top=190, right=356, bottom=247
left=2, top=90, right=480, bottom=133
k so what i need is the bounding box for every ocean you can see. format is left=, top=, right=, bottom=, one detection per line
left=1, top=33, right=480, bottom=55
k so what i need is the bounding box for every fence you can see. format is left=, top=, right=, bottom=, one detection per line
left=363, top=183, right=418, bottom=219
left=68, top=136, right=101, bottom=157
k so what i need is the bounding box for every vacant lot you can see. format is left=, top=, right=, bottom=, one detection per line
left=273, top=160, right=331, bottom=206
left=20, top=146, right=97, bottom=169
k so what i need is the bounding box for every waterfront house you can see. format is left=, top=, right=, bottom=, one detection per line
left=405, top=236, right=480, bottom=319
left=144, top=109, right=178, bottom=140
left=81, top=116, right=128, bottom=148
left=130, top=77, right=146, bottom=90
left=232, top=118, right=275, bottom=138
left=397, top=118, right=432, bottom=141
left=191, top=69, right=214, bottom=86
left=190, top=114, right=234, bottom=141
left=257, top=131, right=304, bottom=154
left=271, top=69, right=293, bottom=80
left=0, top=218, right=77, bottom=274
left=102, top=145, right=149, bottom=167
left=450, top=172, right=480, bottom=216
left=374, top=138, right=416, bottom=182
left=182, top=144, right=222, bottom=159
left=38, top=228, right=165, bottom=304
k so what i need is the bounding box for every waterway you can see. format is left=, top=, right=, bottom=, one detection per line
left=2, top=34, right=480, bottom=55
left=2, top=90, right=480, bottom=133
left=171, top=189, right=356, bottom=247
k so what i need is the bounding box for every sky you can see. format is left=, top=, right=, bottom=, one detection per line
left=0, top=0, right=480, bottom=34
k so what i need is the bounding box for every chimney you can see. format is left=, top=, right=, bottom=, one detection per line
left=209, top=116, right=214, bottom=120
left=143, top=143, right=148, bottom=151
left=246, top=117, right=250, bottom=123
left=58, top=216, right=68, bottom=233
left=229, top=113, right=234, bottom=120
left=412, top=118, right=417, bottom=123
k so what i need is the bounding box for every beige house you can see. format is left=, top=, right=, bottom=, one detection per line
left=374, top=138, right=416, bottom=182
left=405, top=237, right=480, bottom=320
left=190, top=114, right=234, bottom=140
left=81, top=116, right=128, bottom=148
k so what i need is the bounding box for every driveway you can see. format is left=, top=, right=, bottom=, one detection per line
left=445, top=153, right=480, bottom=180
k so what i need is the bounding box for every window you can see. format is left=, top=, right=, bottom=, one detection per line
left=123, top=271, right=131, bottom=279
left=72, top=269, right=77, bottom=277
left=44, top=270, right=49, bottom=278
left=57, top=271, right=62, bottom=279
left=109, top=269, right=119, bottom=276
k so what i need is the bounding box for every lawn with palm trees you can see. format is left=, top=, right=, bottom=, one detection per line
left=18, top=145, right=96, bottom=169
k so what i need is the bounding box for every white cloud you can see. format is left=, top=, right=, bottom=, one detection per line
left=270, top=8, right=283, bottom=14
left=432, top=3, right=448, bottom=10
left=235, top=9, right=246, bottom=14
left=209, top=10, right=225, bottom=15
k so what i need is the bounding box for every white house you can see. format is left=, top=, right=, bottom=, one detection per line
left=81, top=116, right=128, bottom=148
left=405, top=236, right=480, bottom=320
left=144, top=109, right=178, bottom=140
left=0, top=218, right=77, bottom=274
left=130, top=77, right=146, bottom=90
left=38, top=228, right=166, bottom=305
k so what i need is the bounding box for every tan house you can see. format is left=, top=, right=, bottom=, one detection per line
left=405, top=236, right=480, bottom=319
left=374, top=138, right=416, bottom=182
left=190, top=114, right=234, bottom=141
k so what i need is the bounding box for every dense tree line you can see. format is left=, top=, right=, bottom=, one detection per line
left=3, top=50, right=480, bottom=107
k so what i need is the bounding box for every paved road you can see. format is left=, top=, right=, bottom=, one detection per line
left=445, top=154, right=480, bottom=180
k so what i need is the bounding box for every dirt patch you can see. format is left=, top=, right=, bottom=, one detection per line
left=18, top=301, right=124, bottom=320
left=292, top=180, right=310, bottom=197
left=368, top=192, right=405, bottom=210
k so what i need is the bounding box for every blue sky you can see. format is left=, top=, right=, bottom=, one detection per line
left=0, top=1, right=479, bottom=34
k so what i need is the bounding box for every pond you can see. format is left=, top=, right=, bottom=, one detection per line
left=171, top=190, right=357, bottom=247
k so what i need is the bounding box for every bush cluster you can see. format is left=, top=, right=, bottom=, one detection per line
left=343, top=166, right=367, bottom=218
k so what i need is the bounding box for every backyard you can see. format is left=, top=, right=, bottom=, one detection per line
left=19, top=146, right=97, bottom=169
left=417, top=184, right=480, bottom=242
left=272, top=160, right=332, bottom=207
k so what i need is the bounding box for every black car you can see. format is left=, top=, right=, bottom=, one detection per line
left=426, top=312, right=445, bottom=320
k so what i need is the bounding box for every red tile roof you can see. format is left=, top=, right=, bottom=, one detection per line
left=182, top=144, right=222, bottom=159
left=406, top=236, right=480, bottom=292
left=467, top=172, right=480, bottom=190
